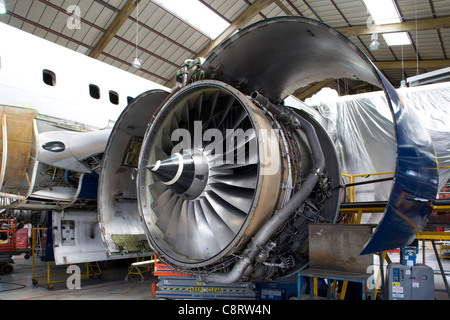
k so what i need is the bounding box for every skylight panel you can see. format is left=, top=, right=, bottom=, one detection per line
left=152, top=0, right=230, bottom=39
left=363, top=0, right=402, bottom=25
left=382, top=32, right=412, bottom=46
left=0, top=0, right=6, bottom=14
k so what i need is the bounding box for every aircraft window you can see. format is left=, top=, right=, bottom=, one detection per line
left=43, top=69, right=56, bottom=86
left=89, top=84, right=100, bottom=99
left=109, top=90, right=119, bottom=105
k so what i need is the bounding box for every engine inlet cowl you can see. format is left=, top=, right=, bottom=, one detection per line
left=137, top=80, right=291, bottom=268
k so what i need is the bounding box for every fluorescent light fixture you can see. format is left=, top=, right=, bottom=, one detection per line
left=363, top=0, right=402, bottom=25
left=152, top=0, right=230, bottom=39
left=382, top=32, right=412, bottom=46
left=0, top=0, right=7, bottom=14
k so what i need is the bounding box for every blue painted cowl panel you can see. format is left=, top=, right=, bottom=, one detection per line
left=200, top=16, right=439, bottom=254
left=360, top=71, right=439, bottom=254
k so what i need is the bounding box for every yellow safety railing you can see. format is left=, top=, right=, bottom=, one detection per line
left=344, top=171, right=395, bottom=204
left=337, top=168, right=450, bottom=300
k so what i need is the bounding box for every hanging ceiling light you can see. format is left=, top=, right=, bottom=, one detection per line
left=131, top=0, right=142, bottom=69
left=132, top=56, right=142, bottom=69
left=369, top=33, right=380, bottom=51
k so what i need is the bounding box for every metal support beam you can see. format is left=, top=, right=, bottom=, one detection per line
left=374, top=59, right=450, bottom=70
left=89, top=0, right=140, bottom=59
left=338, top=16, right=450, bottom=38
left=407, top=67, right=450, bottom=86
left=273, top=0, right=293, bottom=15
left=295, top=79, right=335, bottom=100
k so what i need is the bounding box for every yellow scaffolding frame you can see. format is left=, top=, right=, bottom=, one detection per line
left=334, top=170, right=450, bottom=300
left=125, top=256, right=156, bottom=281
left=31, top=227, right=102, bottom=290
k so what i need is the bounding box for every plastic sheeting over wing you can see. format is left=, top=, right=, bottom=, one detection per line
left=310, top=82, right=450, bottom=199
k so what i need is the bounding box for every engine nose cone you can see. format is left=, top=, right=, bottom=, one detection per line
left=146, top=152, right=196, bottom=195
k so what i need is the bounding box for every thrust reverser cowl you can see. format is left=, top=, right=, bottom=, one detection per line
left=201, top=16, right=381, bottom=103
left=201, top=16, right=438, bottom=254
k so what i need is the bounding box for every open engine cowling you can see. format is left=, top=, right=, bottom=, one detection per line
left=99, top=17, right=438, bottom=283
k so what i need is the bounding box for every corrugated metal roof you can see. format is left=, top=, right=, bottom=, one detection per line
left=0, top=0, right=449, bottom=98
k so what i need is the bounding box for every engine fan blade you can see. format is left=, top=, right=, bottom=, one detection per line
left=151, top=188, right=173, bottom=217
left=181, top=101, right=190, bottom=131
left=199, top=197, right=234, bottom=250
left=193, top=200, right=220, bottom=259
left=210, top=183, right=254, bottom=213
left=156, top=192, right=179, bottom=232
left=209, top=91, right=220, bottom=118
left=164, top=197, right=184, bottom=246
left=175, top=200, right=190, bottom=256
left=204, top=191, right=246, bottom=234
left=187, top=201, right=205, bottom=260
left=161, top=128, right=175, bottom=155
left=194, top=92, right=204, bottom=121
left=154, top=146, right=169, bottom=162
left=217, top=95, right=236, bottom=128
left=207, top=128, right=256, bottom=162
left=170, top=111, right=180, bottom=132
left=210, top=166, right=257, bottom=189
left=149, top=181, right=168, bottom=202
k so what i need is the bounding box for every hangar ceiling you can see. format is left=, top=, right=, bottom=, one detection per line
left=1, top=0, right=449, bottom=99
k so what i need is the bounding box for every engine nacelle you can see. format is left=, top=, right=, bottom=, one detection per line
left=99, top=17, right=438, bottom=283
left=137, top=80, right=341, bottom=278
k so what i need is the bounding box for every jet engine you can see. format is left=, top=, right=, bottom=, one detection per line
left=137, top=80, right=341, bottom=280
left=99, top=17, right=438, bottom=283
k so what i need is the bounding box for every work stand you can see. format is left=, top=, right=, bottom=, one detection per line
left=297, top=224, right=376, bottom=300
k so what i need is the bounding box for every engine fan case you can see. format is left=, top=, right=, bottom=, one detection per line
left=138, top=80, right=289, bottom=268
